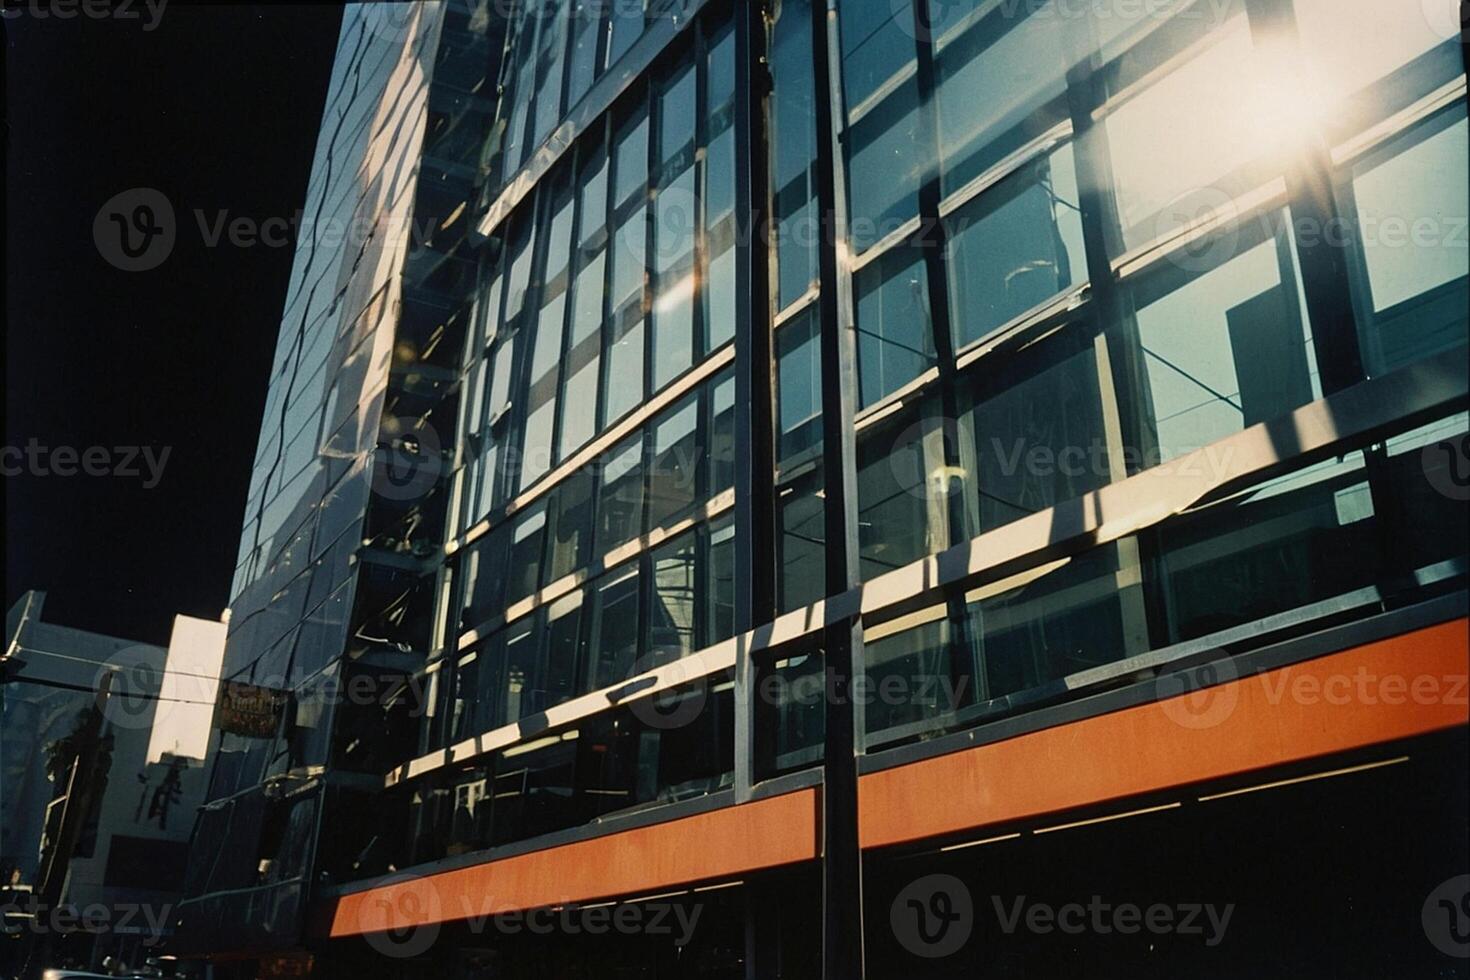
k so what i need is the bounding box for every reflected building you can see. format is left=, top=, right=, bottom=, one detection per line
left=174, top=0, right=1469, bottom=977
left=2, top=593, right=217, bottom=973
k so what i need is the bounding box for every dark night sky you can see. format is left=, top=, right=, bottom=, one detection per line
left=5, top=3, right=346, bottom=645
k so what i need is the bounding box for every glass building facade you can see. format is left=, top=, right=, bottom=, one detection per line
left=177, top=0, right=1468, bottom=976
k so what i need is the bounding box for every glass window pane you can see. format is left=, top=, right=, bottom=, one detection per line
left=838, top=0, right=913, bottom=106
left=543, top=591, right=583, bottom=709
left=458, top=524, right=510, bottom=632
left=709, top=370, right=736, bottom=496
left=566, top=0, right=603, bottom=109
left=507, top=503, right=548, bottom=603
left=705, top=517, right=735, bottom=645
left=1105, top=16, right=1274, bottom=252
left=704, top=27, right=737, bottom=350
left=845, top=77, right=923, bottom=252
left=854, top=245, right=935, bottom=408
left=964, top=542, right=1136, bottom=707
left=521, top=300, right=564, bottom=489
left=613, top=110, right=649, bottom=208
left=651, top=166, right=697, bottom=390
left=571, top=251, right=606, bottom=346
left=647, top=396, right=699, bottom=529
left=945, top=142, right=1087, bottom=348
left=531, top=0, right=571, bottom=145
left=657, top=64, right=696, bottom=164
left=649, top=532, right=697, bottom=664
left=610, top=204, right=647, bottom=318
left=776, top=307, right=822, bottom=463
left=603, top=314, right=646, bottom=426
left=596, top=434, right=644, bottom=552
left=1294, top=0, right=1448, bottom=107
left=1128, top=215, right=1319, bottom=464
left=585, top=565, right=642, bottom=690
left=606, top=0, right=645, bottom=69
left=502, top=212, right=537, bottom=327
left=958, top=335, right=1111, bottom=535
left=579, top=142, right=609, bottom=248
left=544, top=469, right=594, bottom=582
left=770, top=0, right=819, bottom=310
left=1348, top=110, right=1469, bottom=375
left=778, top=464, right=826, bottom=612
left=933, top=0, right=1075, bottom=194
left=856, top=407, right=942, bottom=580
left=558, top=353, right=600, bottom=459
left=503, top=617, right=540, bottom=721
left=863, top=610, right=965, bottom=740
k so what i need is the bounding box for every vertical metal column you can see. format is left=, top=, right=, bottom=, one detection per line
left=812, top=0, right=865, bottom=977
left=732, top=0, right=775, bottom=808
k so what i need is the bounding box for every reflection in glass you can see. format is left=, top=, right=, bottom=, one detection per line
left=1348, top=111, right=1469, bottom=375
left=585, top=565, right=642, bottom=689
left=945, top=142, right=1087, bottom=348
left=1130, top=215, right=1318, bottom=463
left=856, top=407, right=941, bottom=580
left=778, top=465, right=826, bottom=612
left=597, top=435, right=644, bottom=552
left=1294, top=0, right=1448, bottom=108
left=649, top=533, right=697, bottom=665
left=647, top=396, right=699, bottom=529
left=854, top=246, right=934, bottom=408
left=1105, top=18, right=1273, bottom=251
left=770, top=0, right=819, bottom=308
left=776, top=307, right=822, bottom=463
left=958, top=335, right=1110, bottom=534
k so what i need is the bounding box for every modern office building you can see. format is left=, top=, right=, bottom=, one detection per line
left=174, top=0, right=1469, bottom=976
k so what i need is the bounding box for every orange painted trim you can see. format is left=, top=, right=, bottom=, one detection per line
left=323, top=786, right=820, bottom=938
left=860, top=617, right=1469, bottom=848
